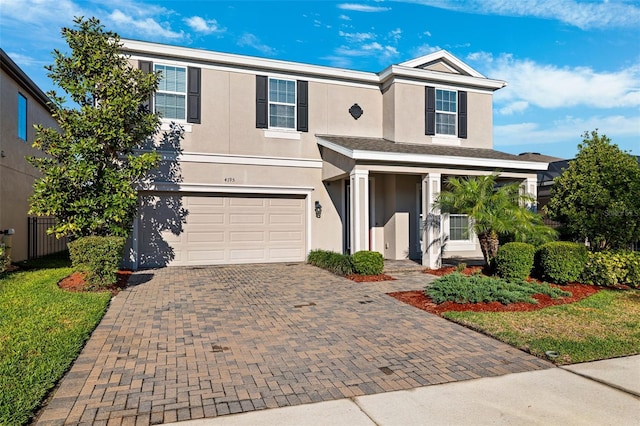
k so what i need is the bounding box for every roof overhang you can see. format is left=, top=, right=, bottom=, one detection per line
left=317, top=137, right=549, bottom=171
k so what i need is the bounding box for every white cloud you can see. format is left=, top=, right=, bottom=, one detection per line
left=412, top=43, right=441, bottom=57
left=423, top=30, right=432, bottom=37
left=338, top=14, right=352, bottom=20
left=405, top=0, right=640, bottom=29
left=388, top=28, right=402, bottom=43
left=488, top=55, right=640, bottom=109
left=108, top=9, right=184, bottom=39
left=5, top=52, right=46, bottom=68
left=338, top=31, right=376, bottom=42
left=498, top=101, right=530, bottom=115
left=495, top=115, right=640, bottom=148
left=237, top=33, right=276, bottom=56
left=338, top=3, right=391, bottom=12
left=0, top=0, right=83, bottom=25
left=184, top=16, right=225, bottom=34
left=466, top=51, right=493, bottom=63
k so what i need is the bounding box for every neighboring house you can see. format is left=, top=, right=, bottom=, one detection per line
left=0, top=49, right=60, bottom=262
left=518, top=152, right=564, bottom=212
left=121, top=40, right=549, bottom=270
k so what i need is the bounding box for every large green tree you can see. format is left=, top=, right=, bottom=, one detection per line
left=435, top=174, right=556, bottom=265
left=545, top=130, right=640, bottom=250
left=29, top=17, right=161, bottom=238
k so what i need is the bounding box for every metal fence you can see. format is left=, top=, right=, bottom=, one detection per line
left=27, top=217, right=68, bottom=259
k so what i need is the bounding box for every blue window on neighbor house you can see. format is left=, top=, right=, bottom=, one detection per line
left=154, top=64, right=187, bottom=120
left=436, top=89, right=456, bottom=135
left=269, top=78, right=296, bottom=129
left=18, top=93, right=27, bottom=141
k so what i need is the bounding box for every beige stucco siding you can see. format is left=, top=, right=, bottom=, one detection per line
left=383, top=81, right=494, bottom=147
left=0, top=66, right=57, bottom=261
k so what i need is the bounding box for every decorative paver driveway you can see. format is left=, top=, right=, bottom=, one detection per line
left=36, top=264, right=551, bottom=425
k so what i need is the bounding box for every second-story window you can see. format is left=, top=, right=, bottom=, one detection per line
left=18, top=93, right=27, bottom=141
left=269, top=78, right=296, bottom=129
left=154, top=64, right=187, bottom=121
left=436, top=89, right=456, bottom=135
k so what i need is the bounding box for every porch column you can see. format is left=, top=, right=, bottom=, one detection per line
left=350, top=169, right=369, bottom=253
left=523, top=177, right=538, bottom=211
left=422, top=173, right=442, bottom=269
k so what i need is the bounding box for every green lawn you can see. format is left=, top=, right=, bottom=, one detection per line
left=0, top=256, right=111, bottom=425
left=444, top=289, right=640, bottom=365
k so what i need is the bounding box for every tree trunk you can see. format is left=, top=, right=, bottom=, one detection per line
left=477, top=233, right=491, bottom=265
left=478, top=231, right=500, bottom=267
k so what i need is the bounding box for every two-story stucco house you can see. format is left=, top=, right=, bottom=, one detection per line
left=0, top=49, right=60, bottom=262
left=121, top=40, right=547, bottom=270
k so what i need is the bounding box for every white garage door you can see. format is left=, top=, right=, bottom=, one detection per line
left=138, top=194, right=307, bottom=267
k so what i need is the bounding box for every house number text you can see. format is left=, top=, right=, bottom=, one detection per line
left=224, top=177, right=236, bottom=183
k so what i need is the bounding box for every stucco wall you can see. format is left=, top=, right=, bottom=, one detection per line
left=0, top=67, right=57, bottom=261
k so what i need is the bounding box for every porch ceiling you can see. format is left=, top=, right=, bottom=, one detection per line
left=317, top=135, right=549, bottom=171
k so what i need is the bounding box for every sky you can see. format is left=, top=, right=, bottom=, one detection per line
left=1, top=0, right=639, bottom=159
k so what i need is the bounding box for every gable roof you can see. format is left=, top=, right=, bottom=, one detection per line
left=399, top=50, right=485, bottom=78
left=121, top=39, right=506, bottom=92
left=317, top=135, right=549, bottom=171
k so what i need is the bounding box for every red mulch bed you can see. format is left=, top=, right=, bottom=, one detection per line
left=58, top=270, right=131, bottom=295
left=424, top=265, right=486, bottom=276
left=347, top=273, right=396, bottom=282
left=389, top=283, right=601, bottom=315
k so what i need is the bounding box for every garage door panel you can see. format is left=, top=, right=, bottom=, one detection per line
left=229, top=213, right=265, bottom=225
left=139, top=194, right=306, bottom=267
left=188, top=231, right=225, bottom=243
left=269, top=198, right=304, bottom=208
left=229, top=198, right=267, bottom=207
left=229, top=231, right=266, bottom=243
left=269, top=213, right=303, bottom=225
left=269, top=231, right=303, bottom=242
left=188, top=250, right=225, bottom=262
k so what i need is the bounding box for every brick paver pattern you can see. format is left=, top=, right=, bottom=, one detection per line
left=36, top=264, right=552, bottom=425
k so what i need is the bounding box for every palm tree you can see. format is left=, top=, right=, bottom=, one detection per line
left=434, top=174, right=556, bottom=265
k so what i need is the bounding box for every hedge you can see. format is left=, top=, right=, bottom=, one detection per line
left=581, top=251, right=640, bottom=288
left=495, top=242, right=535, bottom=281
left=536, top=242, right=588, bottom=284
left=307, top=249, right=354, bottom=276
left=68, top=236, right=125, bottom=288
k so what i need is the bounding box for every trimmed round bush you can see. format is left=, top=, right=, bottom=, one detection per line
left=68, top=236, right=125, bottom=288
left=352, top=250, right=384, bottom=275
left=495, top=242, right=535, bottom=281
left=535, top=242, right=588, bottom=284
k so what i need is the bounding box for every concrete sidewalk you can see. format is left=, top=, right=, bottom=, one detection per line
left=168, top=355, right=640, bottom=425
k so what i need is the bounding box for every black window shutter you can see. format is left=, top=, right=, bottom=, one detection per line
left=458, top=91, right=467, bottom=139
left=138, top=60, right=153, bottom=111
left=425, top=86, right=435, bottom=136
left=256, top=75, right=268, bottom=128
left=297, top=80, right=308, bottom=132
left=187, top=67, right=201, bottom=124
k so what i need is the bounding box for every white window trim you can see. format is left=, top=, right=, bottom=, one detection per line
left=268, top=77, right=297, bottom=131
left=443, top=213, right=476, bottom=251
left=435, top=88, right=457, bottom=137
left=154, top=64, right=188, bottom=122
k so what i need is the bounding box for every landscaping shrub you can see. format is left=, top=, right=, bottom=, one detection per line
left=425, top=272, right=570, bottom=305
left=0, top=243, right=8, bottom=274
left=495, top=242, right=535, bottom=281
left=581, top=251, right=640, bottom=288
left=307, top=249, right=354, bottom=276
left=352, top=251, right=384, bottom=275
left=68, top=236, right=125, bottom=288
left=536, top=242, right=588, bottom=284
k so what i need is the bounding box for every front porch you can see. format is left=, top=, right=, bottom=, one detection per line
left=317, top=135, right=546, bottom=269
